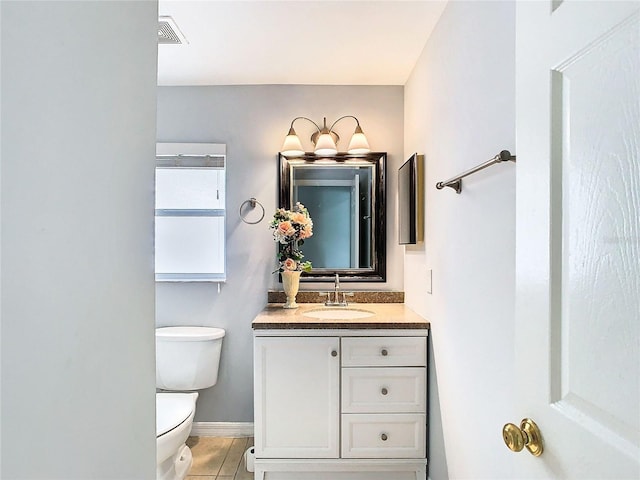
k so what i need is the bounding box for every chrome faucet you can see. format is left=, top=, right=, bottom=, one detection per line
left=321, top=274, right=353, bottom=307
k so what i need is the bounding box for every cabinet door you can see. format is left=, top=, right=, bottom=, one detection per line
left=254, top=336, right=340, bottom=458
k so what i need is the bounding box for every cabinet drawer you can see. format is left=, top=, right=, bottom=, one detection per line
left=342, top=367, right=426, bottom=413
left=341, top=337, right=426, bottom=367
left=341, top=414, right=426, bottom=458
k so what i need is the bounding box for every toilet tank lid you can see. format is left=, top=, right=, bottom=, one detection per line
left=156, top=326, right=225, bottom=341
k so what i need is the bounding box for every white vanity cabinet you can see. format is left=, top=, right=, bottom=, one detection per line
left=253, top=329, right=428, bottom=480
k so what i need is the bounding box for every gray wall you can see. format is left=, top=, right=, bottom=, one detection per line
left=404, top=1, right=517, bottom=479
left=1, top=1, right=158, bottom=478
left=156, top=85, right=404, bottom=422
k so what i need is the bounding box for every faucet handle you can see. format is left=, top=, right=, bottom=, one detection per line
left=341, top=291, right=354, bottom=305
left=320, top=291, right=335, bottom=306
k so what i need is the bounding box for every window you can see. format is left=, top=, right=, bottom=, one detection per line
left=155, top=143, right=226, bottom=282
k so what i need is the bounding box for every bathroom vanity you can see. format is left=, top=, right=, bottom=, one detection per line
left=252, top=303, right=429, bottom=480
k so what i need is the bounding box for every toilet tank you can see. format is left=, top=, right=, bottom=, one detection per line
left=156, top=326, right=225, bottom=391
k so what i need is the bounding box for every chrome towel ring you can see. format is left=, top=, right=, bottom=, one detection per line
left=239, top=197, right=265, bottom=224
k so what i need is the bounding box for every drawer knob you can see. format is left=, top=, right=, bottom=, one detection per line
left=381, top=387, right=388, bottom=395
left=380, top=433, right=388, bottom=441
left=381, top=348, right=388, bottom=356
left=331, top=350, right=338, bottom=357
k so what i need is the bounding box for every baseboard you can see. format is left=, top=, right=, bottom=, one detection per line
left=190, top=421, right=254, bottom=437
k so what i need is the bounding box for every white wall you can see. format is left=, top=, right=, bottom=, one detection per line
left=404, top=1, right=517, bottom=478
left=1, top=2, right=158, bottom=478
left=156, top=85, right=404, bottom=421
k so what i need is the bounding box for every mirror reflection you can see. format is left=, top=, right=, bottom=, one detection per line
left=279, top=153, right=386, bottom=281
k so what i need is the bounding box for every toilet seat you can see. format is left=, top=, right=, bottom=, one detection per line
left=156, top=392, right=197, bottom=438
left=156, top=326, right=225, bottom=342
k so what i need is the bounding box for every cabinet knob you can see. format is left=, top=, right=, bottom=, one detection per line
left=381, top=348, right=388, bottom=356
left=381, top=387, right=388, bottom=395
left=380, top=433, right=388, bottom=441
left=331, top=350, right=338, bottom=357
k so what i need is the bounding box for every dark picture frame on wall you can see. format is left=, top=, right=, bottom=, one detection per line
left=398, top=153, right=423, bottom=245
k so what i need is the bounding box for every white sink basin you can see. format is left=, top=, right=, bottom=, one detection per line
left=303, top=308, right=376, bottom=320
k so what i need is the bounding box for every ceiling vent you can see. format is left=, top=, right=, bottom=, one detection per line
left=158, top=16, right=188, bottom=45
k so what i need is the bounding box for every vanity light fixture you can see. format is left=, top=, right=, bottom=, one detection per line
left=281, top=116, right=371, bottom=156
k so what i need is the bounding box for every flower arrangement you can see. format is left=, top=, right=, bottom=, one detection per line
left=270, top=202, right=313, bottom=273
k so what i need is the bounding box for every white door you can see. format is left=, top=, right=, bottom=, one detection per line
left=254, top=336, right=340, bottom=458
left=514, top=1, right=639, bottom=478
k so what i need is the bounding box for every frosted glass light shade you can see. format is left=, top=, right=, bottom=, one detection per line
left=314, top=132, right=338, bottom=156
left=281, top=128, right=305, bottom=156
left=347, top=128, right=370, bottom=154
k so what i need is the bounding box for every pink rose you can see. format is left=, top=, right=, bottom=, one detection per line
left=283, top=258, right=297, bottom=271
left=299, top=225, right=313, bottom=239
left=291, top=212, right=308, bottom=225
left=277, top=221, right=296, bottom=237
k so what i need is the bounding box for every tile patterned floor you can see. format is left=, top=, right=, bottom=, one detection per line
left=186, top=436, right=254, bottom=480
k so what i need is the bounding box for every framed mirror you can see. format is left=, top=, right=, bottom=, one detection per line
left=279, top=152, right=386, bottom=282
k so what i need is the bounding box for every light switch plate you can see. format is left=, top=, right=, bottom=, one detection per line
left=426, top=269, right=433, bottom=294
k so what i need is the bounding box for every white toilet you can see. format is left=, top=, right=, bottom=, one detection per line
left=156, top=326, right=225, bottom=480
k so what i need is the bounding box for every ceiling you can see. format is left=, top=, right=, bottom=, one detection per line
left=157, top=1, right=448, bottom=86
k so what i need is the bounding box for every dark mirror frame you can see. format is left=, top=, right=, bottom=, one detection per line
left=279, top=152, right=386, bottom=282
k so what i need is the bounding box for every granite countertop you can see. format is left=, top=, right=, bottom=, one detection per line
left=252, top=303, right=430, bottom=330
left=267, top=290, right=404, bottom=304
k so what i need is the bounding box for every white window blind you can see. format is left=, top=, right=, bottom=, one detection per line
left=155, top=143, right=226, bottom=282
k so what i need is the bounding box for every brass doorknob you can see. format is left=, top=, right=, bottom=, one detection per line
left=502, top=418, right=543, bottom=457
